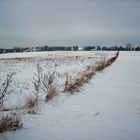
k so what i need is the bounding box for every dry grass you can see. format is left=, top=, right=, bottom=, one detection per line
left=45, top=85, right=58, bottom=102
left=64, top=67, right=96, bottom=93
left=95, top=51, right=119, bottom=72
left=25, top=95, right=39, bottom=109
left=64, top=51, right=119, bottom=93
left=42, top=71, right=59, bottom=102
left=95, top=61, right=107, bottom=71
left=0, top=113, right=22, bottom=133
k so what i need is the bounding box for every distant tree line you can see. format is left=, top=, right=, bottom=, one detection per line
left=0, top=44, right=140, bottom=54
left=43, top=46, right=78, bottom=51
left=101, top=46, right=140, bottom=51
left=0, top=47, right=30, bottom=54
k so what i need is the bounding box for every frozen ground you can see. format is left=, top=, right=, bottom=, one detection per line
left=0, top=51, right=111, bottom=109
left=0, top=51, right=140, bottom=140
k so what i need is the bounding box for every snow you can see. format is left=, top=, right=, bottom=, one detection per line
left=0, top=51, right=140, bottom=140
left=0, top=51, right=111, bottom=109
left=0, top=51, right=112, bottom=59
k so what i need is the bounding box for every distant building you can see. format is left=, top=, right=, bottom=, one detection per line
left=78, top=47, right=83, bottom=51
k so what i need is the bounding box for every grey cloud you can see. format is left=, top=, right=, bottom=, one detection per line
left=0, top=0, right=140, bottom=48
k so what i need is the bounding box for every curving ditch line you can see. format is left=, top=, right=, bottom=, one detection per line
left=64, top=51, right=119, bottom=93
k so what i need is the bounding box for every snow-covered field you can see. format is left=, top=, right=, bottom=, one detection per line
left=0, top=51, right=112, bottom=109
left=0, top=51, right=140, bottom=140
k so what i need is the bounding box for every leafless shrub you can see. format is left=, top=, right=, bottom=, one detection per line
left=33, top=62, right=42, bottom=95
left=42, top=70, right=58, bottom=102
left=0, top=112, right=22, bottom=133
left=0, top=72, right=16, bottom=111
left=32, top=62, right=42, bottom=108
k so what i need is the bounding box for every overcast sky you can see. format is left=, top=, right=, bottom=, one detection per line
left=0, top=0, right=140, bottom=48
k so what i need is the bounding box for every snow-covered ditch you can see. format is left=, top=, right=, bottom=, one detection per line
left=1, top=51, right=140, bottom=140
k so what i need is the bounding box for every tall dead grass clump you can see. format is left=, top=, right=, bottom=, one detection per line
left=25, top=95, right=39, bottom=109
left=0, top=112, right=22, bottom=133
left=42, top=71, right=58, bottom=102
left=64, top=73, right=78, bottom=93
